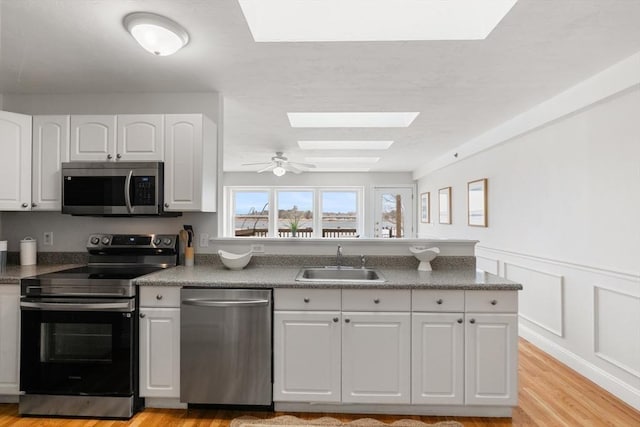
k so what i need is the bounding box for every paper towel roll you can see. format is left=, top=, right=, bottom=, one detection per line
left=20, top=237, right=37, bottom=266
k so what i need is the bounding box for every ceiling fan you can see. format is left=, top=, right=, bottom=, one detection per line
left=242, top=152, right=316, bottom=176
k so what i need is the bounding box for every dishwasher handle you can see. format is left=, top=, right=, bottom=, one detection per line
left=182, top=298, right=270, bottom=308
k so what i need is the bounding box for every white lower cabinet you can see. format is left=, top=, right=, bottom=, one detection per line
left=464, top=313, right=518, bottom=406
left=273, top=311, right=341, bottom=402
left=411, top=312, right=464, bottom=405
left=0, top=286, right=20, bottom=395
left=139, top=287, right=180, bottom=399
left=342, top=312, right=411, bottom=404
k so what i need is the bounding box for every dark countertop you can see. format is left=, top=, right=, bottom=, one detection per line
left=134, top=265, right=522, bottom=290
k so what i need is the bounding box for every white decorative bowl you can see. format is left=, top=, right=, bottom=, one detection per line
left=409, top=246, right=440, bottom=271
left=218, top=249, right=253, bottom=270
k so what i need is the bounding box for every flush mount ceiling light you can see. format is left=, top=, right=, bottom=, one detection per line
left=288, top=112, right=419, bottom=128
left=123, top=12, right=189, bottom=56
left=298, top=140, right=394, bottom=150
left=238, top=0, right=518, bottom=42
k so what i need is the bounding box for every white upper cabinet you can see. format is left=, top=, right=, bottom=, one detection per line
left=70, top=115, right=117, bottom=161
left=164, top=114, right=217, bottom=212
left=117, top=114, right=164, bottom=161
left=0, top=110, right=32, bottom=211
left=32, top=115, right=70, bottom=211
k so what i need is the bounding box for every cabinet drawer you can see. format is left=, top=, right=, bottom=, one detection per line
left=275, top=288, right=341, bottom=310
left=412, top=290, right=464, bottom=312
left=465, top=291, right=518, bottom=313
left=140, top=286, right=181, bottom=307
left=342, top=289, right=410, bottom=312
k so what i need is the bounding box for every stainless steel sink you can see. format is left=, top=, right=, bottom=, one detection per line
left=295, top=267, right=386, bottom=283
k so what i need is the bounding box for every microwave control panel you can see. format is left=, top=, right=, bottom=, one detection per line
left=132, top=176, right=156, bottom=206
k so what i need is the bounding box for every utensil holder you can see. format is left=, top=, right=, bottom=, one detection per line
left=185, top=247, right=194, bottom=266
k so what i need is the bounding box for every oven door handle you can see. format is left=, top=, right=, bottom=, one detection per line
left=182, top=299, right=270, bottom=308
left=20, top=300, right=134, bottom=312
left=124, top=169, right=134, bottom=214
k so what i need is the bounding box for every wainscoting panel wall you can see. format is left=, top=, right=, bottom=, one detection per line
left=476, top=245, right=640, bottom=411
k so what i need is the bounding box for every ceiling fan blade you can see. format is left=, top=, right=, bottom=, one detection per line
left=286, top=164, right=303, bottom=174
left=241, top=161, right=272, bottom=166
left=256, top=164, right=275, bottom=173
left=290, top=161, right=316, bottom=169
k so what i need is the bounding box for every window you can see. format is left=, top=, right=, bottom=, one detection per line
left=226, top=187, right=362, bottom=238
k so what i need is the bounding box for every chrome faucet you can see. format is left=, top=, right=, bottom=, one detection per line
left=360, top=254, right=366, bottom=269
left=336, top=244, right=343, bottom=268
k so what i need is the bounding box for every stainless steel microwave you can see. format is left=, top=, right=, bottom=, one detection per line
left=62, top=161, right=178, bottom=216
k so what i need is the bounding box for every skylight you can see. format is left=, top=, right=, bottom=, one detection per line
left=298, top=140, right=394, bottom=150
left=305, top=157, right=380, bottom=164
left=288, top=112, right=419, bottom=128
left=238, top=0, right=518, bottom=42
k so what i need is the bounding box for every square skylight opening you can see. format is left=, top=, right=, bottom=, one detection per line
left=238, top=0, right=518, bottom=42
left=298, top=140, right=394, bottom=150
left=288, top=112, right=419, bottom=128
left=313, top=168, right=372, bottom=173
left=305, top=157, right=380, bottom=164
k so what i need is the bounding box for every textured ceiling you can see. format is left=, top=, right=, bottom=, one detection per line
left=1, top=0, right=639, bottom=172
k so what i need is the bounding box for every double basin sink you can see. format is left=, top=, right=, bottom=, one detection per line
left=295, top=266, right=385, bottom=284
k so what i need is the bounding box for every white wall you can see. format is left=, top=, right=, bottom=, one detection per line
left=416, top=71, right=640, bottom=408
left=1, top=92, right=222, bottom=252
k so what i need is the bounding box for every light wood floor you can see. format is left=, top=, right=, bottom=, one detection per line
left=1, top=339, right=638, bottom=427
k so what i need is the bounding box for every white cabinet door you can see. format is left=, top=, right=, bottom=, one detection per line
left=32, top=115, right=70, bottom=211
left=139, top=308, right=180, bottom=398
left=342, top=312, right=410, bottom=404
left=274, top=311, right=341, bottom=402
left=411, top=312, right=464, bottom=405
left=0, top=286, right=20, bottom=395
left=465, top=313, right=518, bottom=406
left=117, top=115, right=164, bottom=161
left=70, top=115, right=116, bottom=161
left=0, top=111, right=32, bottom=211
left=164, top=114, right=217, bottom=212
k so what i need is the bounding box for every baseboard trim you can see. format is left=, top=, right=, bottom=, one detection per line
left=519, top=324, right=640, bottom=411
left=274, top=402, right=512, bottom=417
left=0, top=395, right=19, bottom=404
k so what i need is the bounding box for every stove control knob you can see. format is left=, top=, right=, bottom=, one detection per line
left=90, top=236, right=100, bottom=245
left=153, top=238, right=162, bottom=246
left=163, top=238, right=172, bottom=246
left=101, top=236, right=111, bottom=245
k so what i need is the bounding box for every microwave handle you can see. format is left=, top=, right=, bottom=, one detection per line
left=124, top=169, right=133, bottom=214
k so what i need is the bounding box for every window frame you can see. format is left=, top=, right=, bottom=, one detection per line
left=225, top=186, right=364, bottom=238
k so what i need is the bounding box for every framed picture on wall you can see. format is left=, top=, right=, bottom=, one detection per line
left=468, top=178, right=488, bottom=227
left=420, top=192, right=430, bottom=223
left=438, top=187, right=451, bottom=224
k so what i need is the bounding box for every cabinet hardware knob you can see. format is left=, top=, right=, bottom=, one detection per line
left=156, top=294, right=163, bottom=300
left=116, top=153, right=122, bottom=159
left=345, top=318, right=351, bottom=323
left=21, top=203, right=28, bottom=208
left=457, top=318, right=463, bottom=324
left=164, top=203, right=169, bottom=208
left=303, top=298, right=310, bottom=303
left=373, top=298, right=380, bottom=304
left=107, top=154, right=113, bottom=160
left=31, top=203, right=37, bottom=207
left=333, top=317, right=339, bottom=323
left=490, top=300, right=498, bottom=305
left=139, top=313, right=146, bottom=318
left=436, top=299, right=443, bottom=305
left=469, top=318, right=476, bottom=324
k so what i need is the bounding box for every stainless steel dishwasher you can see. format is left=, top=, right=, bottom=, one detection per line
left=180, top=288, right=272, bottom=406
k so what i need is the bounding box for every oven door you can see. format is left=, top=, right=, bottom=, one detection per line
left=20, top=298, right=136, bottom=396
left=61, top=163, right=161, bottom=216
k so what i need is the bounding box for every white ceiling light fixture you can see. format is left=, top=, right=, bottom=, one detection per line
left=288, top=112, right=419, bottom=128
left=238, top=0, right=518, bottom=42
left=298, top=140, right=394, bottom=150
left=241, top=152, right=316, bottom=176
left=123, top=12, right=189, bottom=56
left=272, top=163, right=287, bottom=176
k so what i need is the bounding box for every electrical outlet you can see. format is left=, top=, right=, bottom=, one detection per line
left=43, top=232, right=53, bottom=246
left=250, top=244, right=265, bottom=253
left=199, top=233, right=209, bottom=247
